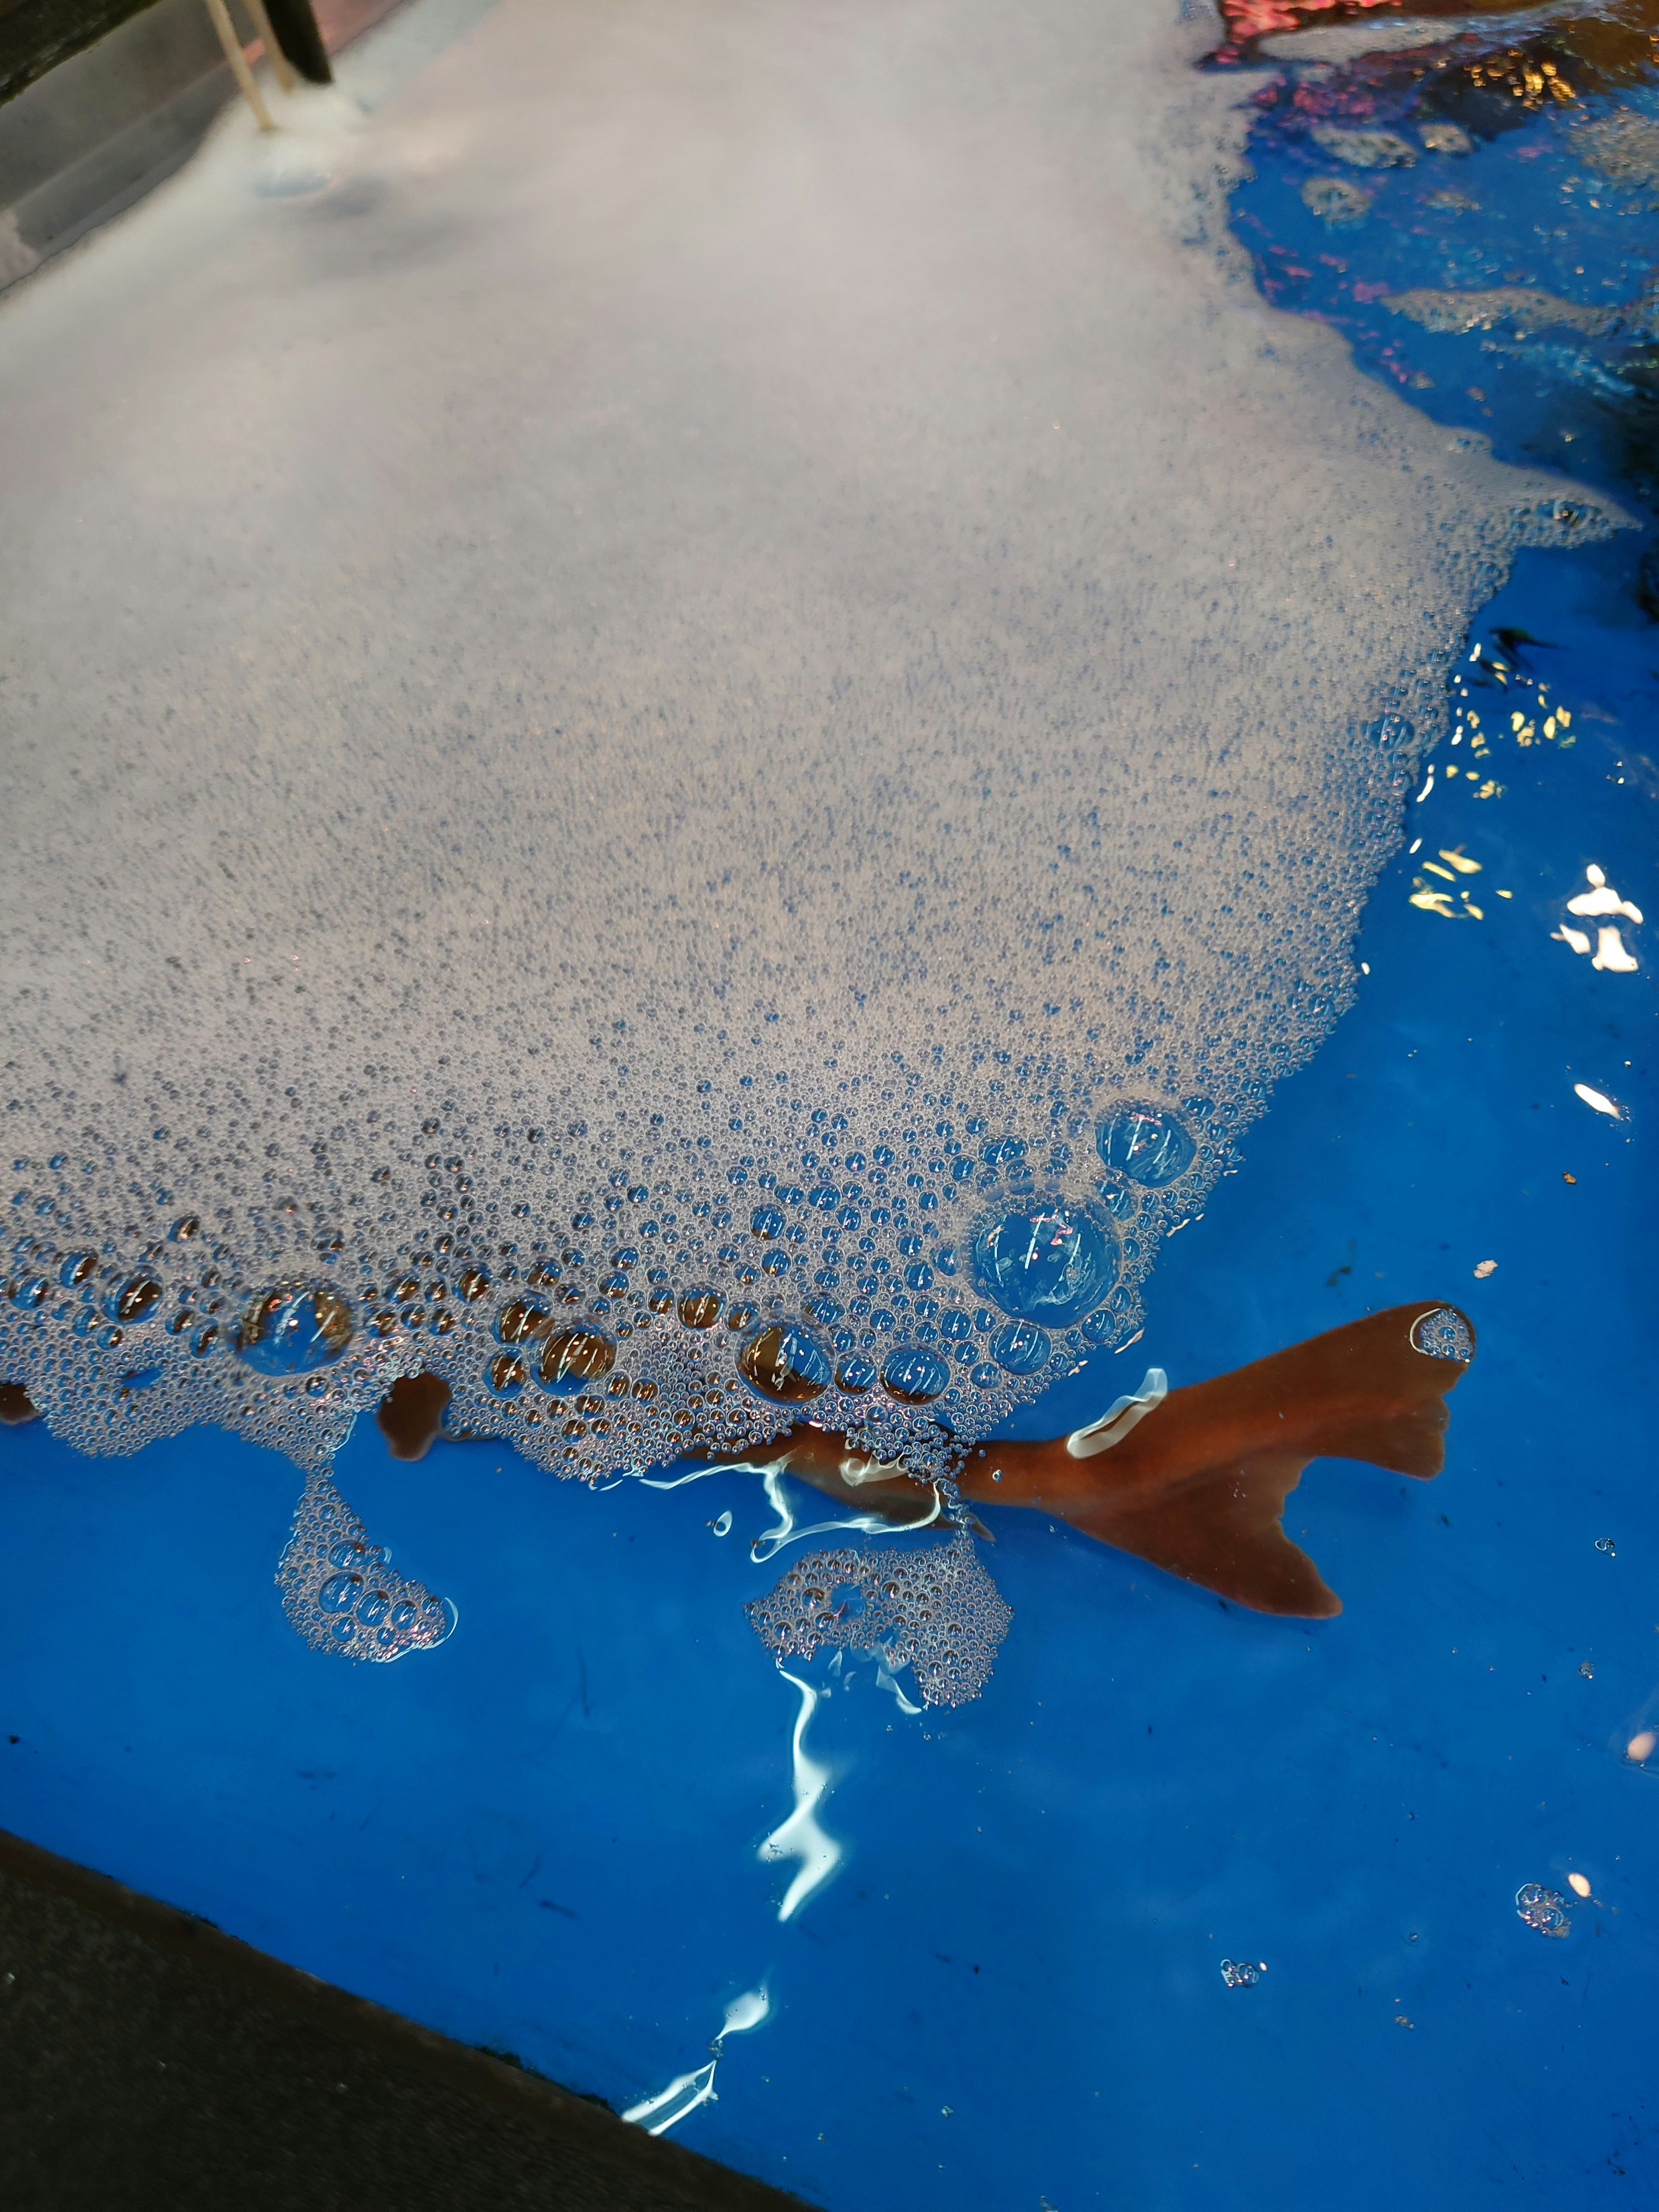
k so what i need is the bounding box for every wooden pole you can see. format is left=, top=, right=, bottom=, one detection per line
left=203, top=0, right=275, bottom=131
left=241, top=0, right=299, bottom=95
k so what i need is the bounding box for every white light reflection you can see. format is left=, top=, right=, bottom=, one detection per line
left=621, top=1986, right=772, bottom=2136
left=1065, top=1366, right=1168, bottom=1460
left=759, top=1669, right=842, bottom=1922
left=1573, top=1083, right=1623, bottom=1119
left=750, top=1464, right=940, bottom=1564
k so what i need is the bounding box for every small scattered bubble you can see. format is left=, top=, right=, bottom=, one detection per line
left=1219, top=1959, right=1264, bottom=1988
left=1595, top=1537, right=1617, bottom=1557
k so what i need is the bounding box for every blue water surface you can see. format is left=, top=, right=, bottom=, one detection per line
left=2, top=19, right=1657, bottom=2211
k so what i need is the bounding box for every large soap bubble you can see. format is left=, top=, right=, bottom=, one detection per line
left=234, top=1286, right=354, bottom=1376
left=739, top=1321, right=833, bottom=1403
left=970, top=1203, right=1118, bottom=1328
left=1095, top=1106, right=1197, bottom=1189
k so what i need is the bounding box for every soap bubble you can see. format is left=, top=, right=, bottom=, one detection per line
left=486, top=1352, right=528, bottom=1397
left=495, top=1298, right=551, bottom=1344
left=880, top=1344, right=951, bottom=1404
left=539, top=1325, right=617, bottom=1396
left=233, top=1285, right=353, bottom=1376
left=971, top=1202, right=1118, bottom=1326
left=1411, top=1306, right=1475, bottom=1361
left=1220, top=1959, right=1264, bottom=1988
left=836, top=1354, right=877, bottom=1393
left=747, top=1532, right=1012, bottom=1705
left=109, top=1274, right=163, bottom=1324
left=277, top=1470, right=456, bottom=1665
left=990, top=1320, right=1051, bottom=1376
left=678, top=1287, right=722, bottom=1328
left=1095, top=1106, right=1195, bottom=1188
left=1515, top=1883, right=1571, bottom=1938
left=738, top=1322, right=833, bottom=1402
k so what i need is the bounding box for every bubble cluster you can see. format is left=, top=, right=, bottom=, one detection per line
left=0, top=0, right=1603, bottom=1488
left=276, top=1470, right=457, bottom=1663
left=1515, top=1883, right=1571, bottom=1939
left=744, top=1532, right=1014, bottom=1707
left=1219, top=1958, right=1265, bottom=1988
left=1410, top=1307, right=1475, bottom=1361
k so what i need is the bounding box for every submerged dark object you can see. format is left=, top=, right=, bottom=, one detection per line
left=377, top=1371, right=453, bottom=1462
left=764, top=1302, right=1474, bottom=1617
left=0, top=1382, right=38, bottom=1424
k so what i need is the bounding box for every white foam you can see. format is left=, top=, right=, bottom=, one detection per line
left=0, top=0, right=1611, bottom=1478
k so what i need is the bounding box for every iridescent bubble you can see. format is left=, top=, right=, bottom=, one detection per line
left=836, top=1354, right=877, bottom=1393
left=678, top=1287, right=722, bottom=1328
left=739, top=1322, right=833, bottom=1403
left=234, top=1284, right=353, bottom=1375
left=881, top=1344, right=951, bottom=1404
left=1095, top=1106, right=1196, bottom=1187
left=970, top=1202, right=1118, bottom=1326
left=991, top=1320, right=1051, bottom=1375
left=539, top=1325, right=617, bottom=1397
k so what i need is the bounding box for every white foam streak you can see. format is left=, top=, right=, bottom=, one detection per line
left=759, top=1671, right=842, bottom=1923
left=750, top=1466, right=941, bottom=1564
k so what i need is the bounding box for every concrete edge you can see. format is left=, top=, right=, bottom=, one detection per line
left=0, top=1822, right=817, bottom=2212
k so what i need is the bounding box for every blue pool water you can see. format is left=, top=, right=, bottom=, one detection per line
left=2, top=10, right=1657, bottom=2209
